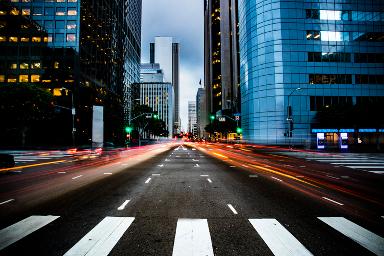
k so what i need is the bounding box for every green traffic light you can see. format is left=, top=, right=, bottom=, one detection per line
left=210, top=115, right=215, bottom=120
left=236, top=127, right=242, bottom=134
left=153, top=114, right=159, bottom=119
left=125, top=127, right=133, bottom=133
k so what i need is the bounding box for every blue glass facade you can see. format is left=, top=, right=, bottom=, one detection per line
left=239, top=0, right=384, bottom=146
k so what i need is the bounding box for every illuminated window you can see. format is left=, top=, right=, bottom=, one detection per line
left=0, top=21, right=5, bottom=29
left=68, top=8, right=77, bottom=15
left=22, top=9, right=30, bottom=15
left=31, top=75, right=40, bottom=82
left=32, top=7, right=43, bottom=16
left=54, top=61, right=59, bottom=69
left=10, top=63, right=17, bottom=69
left=0, top=75, right=4, bottom=82
left=9, top=37, right=18, bottom=42
left=19, top=75, right=29, bottom=82
left=32, top=37, right=41, bottom=42
left=22, top=0, right=31, bottom=2
left=56, top=0, right=65, bottom=2
left=67, top=21, right=77, bottom=29
left=0, top=36, right=6, bottom=42
left=31, top=62, right=41, bottom=69
left=20, top=63, right=29, bottom=69
left=56, top=7, right=65, bottom=16
left=53, top=88, right=62, bottom=96
left=43, top=37, right=49, bottom=43
left=47, top=35, right=53, bottom=42
left=10, top=8, right=19, bottom=15
left=0, top=10, right=6, bottom=15
left=66, top=34, right=76, bottom=42
left=7, top=77, right=17, bottom=83
left=20, top=24, right=30, bottom=29
left=68, top=0, right=77, bottom=2
left=20, top=37, right=29, bottom=42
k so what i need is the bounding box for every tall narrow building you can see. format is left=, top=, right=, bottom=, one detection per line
left=188, top=101, right=197, bottom=136
left=204, top=0, right=240, bottom=118
left=150, top=36, right=180, bottom=135
left=196, top=87, right=207, bottom=138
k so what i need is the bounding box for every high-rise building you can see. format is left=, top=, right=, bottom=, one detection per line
left=150, top=36, right=180, bottom=135
left=196, top=88, right=207, bottom=138
left=188, top=101, right=197, bottom=136
left=204, top=0, right=240, bottom=117
left=238, top=0, right=384, bottom=147
left=140, top=63, right=164, bottom=83
left=0, top=0, right=142, bottom=146
left=138, top=82, right=174, bottom=138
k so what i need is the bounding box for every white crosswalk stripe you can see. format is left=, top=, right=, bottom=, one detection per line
left=64, top=217, right=135, bottom=256
left=172, top=218, right=214, bottom=256
left=0, top=215, right=60, bottom=251
left=249, top=218, right=313, bottom=256
left=318, top=217, right=384, bottom=256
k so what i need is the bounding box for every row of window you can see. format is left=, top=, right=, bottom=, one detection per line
left=0, top=7, right=77, bottom=16
left=0, top=34, right=76, bottom=43
left=9, top=0, right=77, bottom=2
left=0, top=20, right=77, bottom=30
left=306, top=31, right=384, bottom=42
left=308, top=52, right=384, bottom=63
left=0, top=74, right=40, bottom=83
left=309, top=74, right=384, bottom=84
left=310, top=96, right=352, bottom=111
left=306, top=9, right=384, bottom=22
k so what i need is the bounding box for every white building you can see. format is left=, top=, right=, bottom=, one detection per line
left=140, top=63, right=164, bottom=83
left=188, top=101, right=197, bottom=136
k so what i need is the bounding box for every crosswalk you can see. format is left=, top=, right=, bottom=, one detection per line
left=1, top=215, right=383, bottom=255
left=277, top=152, right=384, bottom=174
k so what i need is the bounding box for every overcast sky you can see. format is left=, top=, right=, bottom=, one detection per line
left=141, top=0, right=204, bottom=131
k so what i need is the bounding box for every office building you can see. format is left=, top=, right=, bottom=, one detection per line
left=150, top=36, right=180, bottom=135
left=196, top=88, right=207, bottom=138
left=188, top=101, right=197, bottom=136
left=204, top=0, right=240, bottom=117
left=238, top=0, right=384, bottom=147
left=140, top=63, right=164, bottom=83
left=0, top=0, right=142, bottom=146
left=139, top=82, right=174, bottom=138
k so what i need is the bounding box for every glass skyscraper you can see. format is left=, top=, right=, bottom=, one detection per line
left=239, top=0, right=384, bottom=147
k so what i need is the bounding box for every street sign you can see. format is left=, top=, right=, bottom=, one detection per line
left=235, top=116, right=240, bottom=121
left=219, top=117, right=226, bottom=122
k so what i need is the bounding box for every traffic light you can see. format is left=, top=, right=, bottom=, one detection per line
left=125, top=126, right=133, bottom=133
left=210, top=115, right=215, bottom=121
left=153, top=113, right=159, bottom=119
left=236, top=127, right=242, bottom=134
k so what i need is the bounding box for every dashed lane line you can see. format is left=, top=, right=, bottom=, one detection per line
left=227, top=204, right=238, bottom=215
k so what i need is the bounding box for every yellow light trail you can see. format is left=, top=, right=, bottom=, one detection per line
left=0, top=160, right=67, bottom=173
left=213, top=152, right=228, bottom=158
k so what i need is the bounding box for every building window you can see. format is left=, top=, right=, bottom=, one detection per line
left=31, top=75, right=40, bottom=82
left=9, top=37, right=18, bottom=42
left=309, top=74, right=352, bottom=84
left=351, top=32, right=384, bottom=42
left=0, top=36, right=6, bottom=42
left=7, top=76, right=17, bottom=83
left=0, top=11, right=7, bottom=16
left=308, top=52, right=351, bottom=62
left=10, top=8, right=19, bottom=15
left=20, top=37, right=29, bottom=42
left=310, top=96, right=352, bottom=111
left=68, top=0, right=77, bottom=2
left=31, top=62, right=41, bottom=69
left=54, top=33, right=64, bottom=42
left=33, top=7, right=43, bottom=16
left=56, top=0, right=65, bottom=2
left=355, top=75, right=384, bottom=84
left=54, top=61, right=59, bottom=69
left=10, top=63, right=17, bottom=69
left=19, top=75, right=29, bottom=82
left=45, top=7, right=54, bottom=16
left=22, top=9, right=30, bottom=15
left=0, top=75, right=4, bottom=82
left=355, top=53, right=384, bottom=63
left=66, top=34, right=76, bottom=42
left=55, top=20, right=65, bottom=29
left=45, top=20, right=54, bottom=28
left=306, top=31, right=320, bottom=40
left=68, top=8, right=77, bottom=15
left=66, top=20, right=76, bottom=30
left=56, top=7, right=65, bottom=16
left=20, top=63, right=29, bottom=69
left=32, top=37, right=41, bottom=42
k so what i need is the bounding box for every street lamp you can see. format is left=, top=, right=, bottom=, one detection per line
left=61, top=87, right=75, bottom=147
left=287, top=87, right=302, bottom=146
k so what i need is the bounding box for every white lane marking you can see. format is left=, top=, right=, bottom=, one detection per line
left=194, top=164, right=200, bottom=167
left=318, top=217, right=384, bottom=256
left=64, top=217, right=135, bottom=256
left=322, top=197, right=344, bottom=206
left=300, top=166, right=306, bottom=168
left=165, top=159, right=170, bottom=162
left=72, top=175, right=83, bottom=180
left=229, top=166, right=236, bottom=168
left=172, top=219, right=214, bottom=256
left=271, top=176, right=283, bottom=182
left=158, top=164, right=164, bottom=167
left=152, top=173, right=160, bottom=176
left=9, top=171, right=22, bottom=173
left=176, top=156, right=180, bottom=158
left=227, top=204, right=238, bottom=215
left=242, top=164, right=248, bottom=167
left=117, top=200, right=130, bottom=211
left=369, top=171, right=384, bottom=174
left=200, top=175, right=209, bottom=177
left=341, top=176, right=349, bottom=179
left=104, top=173, right=113, bottom=175
left=249, top=219, right=313, bottom=256
left=0, top=215, right=60, bottom=250
left=249, top=175, right=258, bottom=178
left=145, top=178, right=151, bottom=183
left=346, top=166, right=384, bottom=169
left=0, top=199, right=14, bottom=205
left=327, top=175, right=340, bottom=180
left=58, top=172, right=66, bottom=174
left=192, top=148, right=196, bottom=151
left=192, top=159, right=199, bottom=162
left=207, top=178, right=212, bottom=183
left=332, top=162, right=384, bottom=165
left=121, top=163, right=128, bottom=166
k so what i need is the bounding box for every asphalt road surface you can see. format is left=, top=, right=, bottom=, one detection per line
left=0, top=143, right=383, bottom=255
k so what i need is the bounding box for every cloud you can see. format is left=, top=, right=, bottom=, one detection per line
left=141, top=0, right=204, bottom=131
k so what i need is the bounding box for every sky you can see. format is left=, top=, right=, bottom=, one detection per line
left=141, top=0, right=204, bottom=131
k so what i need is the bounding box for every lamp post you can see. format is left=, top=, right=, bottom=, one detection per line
left=287, top=87, right=302, bottom=147
left=60, top=87, right=75, bottom=147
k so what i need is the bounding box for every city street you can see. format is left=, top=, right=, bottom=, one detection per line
left=0, top=143, right=383, bottom=255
